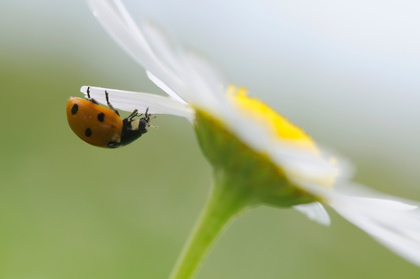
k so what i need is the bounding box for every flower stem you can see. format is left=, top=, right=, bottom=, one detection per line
left=169, top=170, right=252, bottom=279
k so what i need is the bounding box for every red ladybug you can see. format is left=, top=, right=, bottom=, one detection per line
left=66, top=87, right=152, bottom=148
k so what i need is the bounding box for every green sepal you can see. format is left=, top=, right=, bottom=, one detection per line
left=194, top=109, right=319, bottom=208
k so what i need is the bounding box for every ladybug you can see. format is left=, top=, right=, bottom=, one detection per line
left=66, top=87, right=153, bottom=148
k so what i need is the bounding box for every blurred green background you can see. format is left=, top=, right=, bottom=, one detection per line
left=1, top=0, right=419, bottom=278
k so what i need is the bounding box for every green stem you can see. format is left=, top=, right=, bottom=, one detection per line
left=169, top=171, right=252, bottom=279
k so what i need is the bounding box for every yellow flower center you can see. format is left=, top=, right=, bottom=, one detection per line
left=227, top=85, right=336, bottom=188
left=227, top=85, right=318, bottom=153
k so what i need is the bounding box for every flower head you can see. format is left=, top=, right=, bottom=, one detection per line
left=84, top=0, right=420, bottom=274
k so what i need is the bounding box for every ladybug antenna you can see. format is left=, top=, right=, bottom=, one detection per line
left=144, top=108, right=156, bottom=122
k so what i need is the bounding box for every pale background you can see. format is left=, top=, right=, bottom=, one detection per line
left=1, top=0, right=420, bottom=278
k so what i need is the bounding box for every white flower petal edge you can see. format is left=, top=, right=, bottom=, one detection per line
left=87, top=0, right=420, bottom=265
left=88, top=0, right=184, bottom=101
left=80, top=86, right=194, bottom=121
left=88, top=0, right=227, bottom=110
left=333, top=197, right=420, bottom=264
left=302, top=182, right=420, bottom=265
left=293, top=202, right=331, bottom=226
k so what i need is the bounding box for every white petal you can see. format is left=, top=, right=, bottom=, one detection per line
left=139, top=22, right=230, bottom=112
left=146, top=71, right=187, bottom=104
left=333, top=196, right=420, bottom=266
left=293, top=202, right=331, bottom=226
left=303, top=182, right=420, bottom=266
left=88, top=0, right=230, bottom=114
left=88, top=0, right=186, bottom=99
left=273, top=146, right=347, bottom=182
left=80, top=86, right=194, bottom=121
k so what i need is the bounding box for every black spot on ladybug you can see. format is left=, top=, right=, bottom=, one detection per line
left=71, top=104, right=78, bottom=115
left=97, top=113, right=105, bottom=122
left=85, top=128, right=92, bottom=137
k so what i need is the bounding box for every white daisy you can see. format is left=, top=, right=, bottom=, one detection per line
left=83, top=0, right=420, bottom=275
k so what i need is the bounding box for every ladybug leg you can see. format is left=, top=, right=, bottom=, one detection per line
left=127, top=109, right=139, bottom=121
left=142, top=108, right=150, bottom=121
left=105, top=91, right=120, bottom=116
left=86, top=86, right=99, bottom=104
left=87, top=86, right=91, bottom=98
